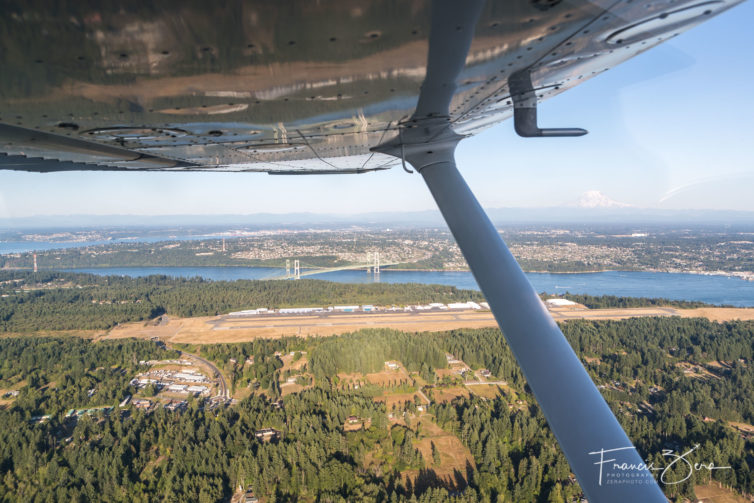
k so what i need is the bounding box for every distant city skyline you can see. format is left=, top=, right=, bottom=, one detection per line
left=1, top=2, right=752, bottom=219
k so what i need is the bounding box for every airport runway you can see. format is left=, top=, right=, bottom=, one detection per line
left=105, top=306, right=754, bottom=344
left=206, top=306, right=682, bottom=334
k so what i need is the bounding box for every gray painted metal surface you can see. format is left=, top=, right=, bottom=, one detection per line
left=418, top=150, right=666, bottom=502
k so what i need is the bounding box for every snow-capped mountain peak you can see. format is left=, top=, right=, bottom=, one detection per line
left=576, top=190, right=632, bottom=208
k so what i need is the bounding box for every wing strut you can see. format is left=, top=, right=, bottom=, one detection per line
left=374, top=1, right=666, bottom=501
left=411, top=143, right=666, bottom=502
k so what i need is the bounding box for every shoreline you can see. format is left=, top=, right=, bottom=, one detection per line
left=2, top=264, right=752, bottom=280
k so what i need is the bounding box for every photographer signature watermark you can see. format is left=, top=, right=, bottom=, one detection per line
left=588, top=444, right=731, bottom=486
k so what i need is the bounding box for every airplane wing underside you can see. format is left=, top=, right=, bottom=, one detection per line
left=0, top=0, right=743, bottom=173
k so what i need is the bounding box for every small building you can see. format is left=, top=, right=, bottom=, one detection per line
left=244, top=488, right=259, bottom=503
left=361, top=305, right=376, bottom=312
left=385, top=361, right=399, bottom=370
left=278, top=307, right=324, bottom=314
left=228, top=308, right=268, bottom=317
left=132, top=399, right=152, bottom=410
left=187, top=385, right=210, bottom=396
left=545, top=298, right=577, bottom=308
left=164, top=400, right=188, bottom=411
left=448, top=302, right=481, bottom=310
left=65, top=406, right=113, bottom=419
left=173, top=372, right=207, bottom=382
left=344, top=416, right=372, bottom=431
left=332, top=305, right=359, bottom=312
left=445, top=354, right=462, bottom=364
left=479, top=369, right=492, bottom=377
left=255, top=428, right=281, bottom=442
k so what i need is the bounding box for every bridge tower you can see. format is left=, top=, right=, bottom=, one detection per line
left=285, top=259, right=291, bottom=279
left=33, top=253, right=38, bottom=273
left=293, top=259, right=300, bottom=280
left=373, top=252, right=380, bottom=276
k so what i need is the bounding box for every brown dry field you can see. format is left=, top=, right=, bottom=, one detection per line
left=431, top=387, right=470, bottom=403
left=95, top=306, right=754, bottom=344
left=695, top=483, right=754, bottom=503
left=435, top=368, right=464, bottom=380
left=3, top=330, right=101, bottom=340
left=403, top=417, right=475, bottom=492
left=466, top=384, right=504, bottom=399
left=729, top=421, right=754, bottom=434
left=679, top=308, right=754, bottom=322
left=366, top=368, right=410, bottom=387
left=280, top=382, right=305, bottom=397
left=374, top=392, right=421, bottom=409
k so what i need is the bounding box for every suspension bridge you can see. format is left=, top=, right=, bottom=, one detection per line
left=263, top=253, right=398, bottom=280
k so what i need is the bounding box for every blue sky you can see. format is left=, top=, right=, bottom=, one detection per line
left=1, top=2, right=752, bottom=218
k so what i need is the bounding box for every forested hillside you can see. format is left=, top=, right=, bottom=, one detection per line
left=2, top=317, right=750, bottom=502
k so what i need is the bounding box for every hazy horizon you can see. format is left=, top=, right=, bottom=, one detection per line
left=2, top=202, right=754, bottom=231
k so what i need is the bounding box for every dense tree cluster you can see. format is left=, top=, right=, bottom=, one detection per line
left=309, top=330, right=447, bottom=380
left=564, top=317, right=754, bottom=425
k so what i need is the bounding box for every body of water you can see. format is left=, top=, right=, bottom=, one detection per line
left=62, top=266, right=754, bottom=307
left=0, top=235, right=228, bottom=255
